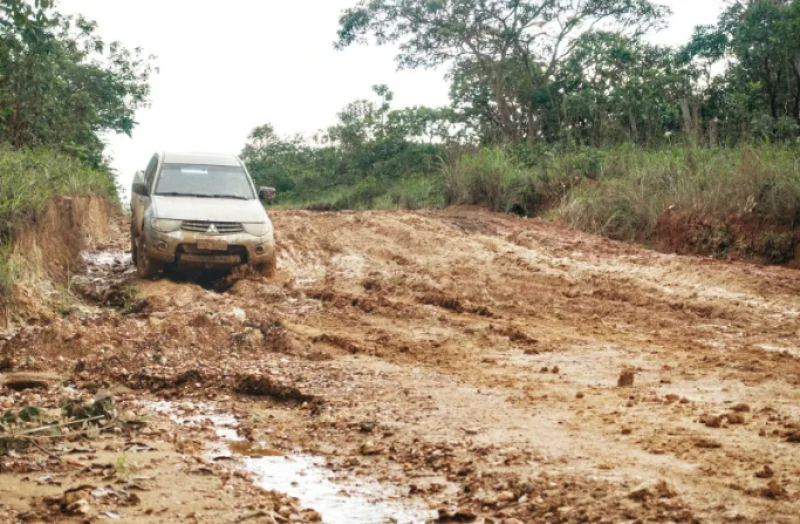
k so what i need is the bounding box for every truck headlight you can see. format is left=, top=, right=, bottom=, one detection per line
left=150, top=218, right=182, bottom=233
left=243, top=222, right=271, bottom=237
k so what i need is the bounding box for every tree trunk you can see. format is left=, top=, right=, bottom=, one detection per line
left=629, top=108, right=638, bottom=144
left=680, top=98, right=693, bottom=138
left=709, top=118, right=718, bottom=148
left=692, top=98, right=702, bottom=143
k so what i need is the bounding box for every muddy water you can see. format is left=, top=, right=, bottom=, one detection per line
left=149, top=402, right=436, bottom=524
left=243, top=455, right=436, bottom=524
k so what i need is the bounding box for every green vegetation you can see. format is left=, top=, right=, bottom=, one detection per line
left=0, top=1, right=152, bottom=304
left=114, top=454, right=130, bottom=481
left=0, top=147, right=117, bottom=237
left=0, top=0, right=154, bottom=167
left=0, top=147, right=118, bottom=303
left=0, top=244, right=15, bottom=305
left=442, top=148, right=538, bottom=215
left=556, top=146, right=800, bottom=240
left=242, top=0, right=800, bottom=263
left=335, top=0, right=800, bottom=147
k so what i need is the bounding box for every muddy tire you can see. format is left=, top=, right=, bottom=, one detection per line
left=135, top=238, right=164, bottom=279
left=130, top=235, right=138, bottom=266
left=253, top=251, right=277, bottom=278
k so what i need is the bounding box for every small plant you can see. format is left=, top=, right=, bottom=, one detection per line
left=114, top=454, right=130, bottom=481
left=120, top=284, right=145, bottom=313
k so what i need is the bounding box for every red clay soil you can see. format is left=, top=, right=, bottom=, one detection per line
left=2, top=207, right=800, bottom=523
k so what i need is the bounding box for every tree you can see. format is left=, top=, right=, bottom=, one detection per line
left=241, top=87, right=450, bottom=201
left=685, top=0, right=800, bottom=142
left=0, top=0, right=155, bottom=166
left=241, top=124, right=321, bottom=193
left=336, top=0, right=670, bottom=143
left=558, top=32, right=695, bottom=146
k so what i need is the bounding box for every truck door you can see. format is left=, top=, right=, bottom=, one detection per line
left=133, top=155, right=159, bottom=237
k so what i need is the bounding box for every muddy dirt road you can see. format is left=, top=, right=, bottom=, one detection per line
left=2, top=207, right=800, bottom=523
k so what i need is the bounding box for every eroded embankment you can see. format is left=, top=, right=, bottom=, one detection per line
left=2, top=196, right=113, bottom=328
left=653, top=210, right=800, bottom=267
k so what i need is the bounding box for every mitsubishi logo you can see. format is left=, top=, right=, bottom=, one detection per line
left=207, top=224, right=218, bottom=235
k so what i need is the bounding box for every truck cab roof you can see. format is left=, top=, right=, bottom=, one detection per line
left=161, top=151, right=242, bottom=167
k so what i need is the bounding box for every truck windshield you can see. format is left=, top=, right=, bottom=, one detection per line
left=155, top=164, right=255, bottom=199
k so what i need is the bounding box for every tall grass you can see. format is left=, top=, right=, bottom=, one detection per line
left=0, top=147, right=117, bottom=303
left=0, top=244, right=16, bottom=303
left=275, top=174, right=445, bottom=211
left=441, top=148, right=539, bottom=215
left=556, top=146, right=800, bottom=241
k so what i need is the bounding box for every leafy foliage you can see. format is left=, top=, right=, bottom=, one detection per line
left=241, top=86, right=447, bottom=206
left=337, top=0, right=670, bottom=144
left=0, top=2, right=151, bottom=303
left=0, top=0, right=155, bottom=166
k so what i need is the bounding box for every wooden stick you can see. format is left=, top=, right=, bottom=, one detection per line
left=3, top=415, right=108, bottom=437
left=28, top=440, right=65, bottom=464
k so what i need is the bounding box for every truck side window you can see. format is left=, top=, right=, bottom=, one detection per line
left=144, top=156, right=159, bottom=189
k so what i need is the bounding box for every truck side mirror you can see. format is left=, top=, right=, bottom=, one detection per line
left=132, top=181, right=150, bottom=196
left=259, top=186, right=277, bottom=201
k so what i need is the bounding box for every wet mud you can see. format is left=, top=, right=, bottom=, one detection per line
left=3, top=207, right=800, bottom=523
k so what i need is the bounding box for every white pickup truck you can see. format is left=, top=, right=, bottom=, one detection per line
left=130, top=151, right=276, bottom=278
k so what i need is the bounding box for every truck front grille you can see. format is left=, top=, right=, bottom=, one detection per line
left=181, top=221, right=244, bottom=234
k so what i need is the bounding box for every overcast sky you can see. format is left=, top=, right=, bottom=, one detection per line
left=57, top=0, right=725, bottom=192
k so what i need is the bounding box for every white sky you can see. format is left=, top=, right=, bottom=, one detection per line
left=57, top=0, right=725, bottom=193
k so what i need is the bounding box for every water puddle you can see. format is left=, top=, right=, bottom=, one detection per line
left=148, top=401, right=240, bottom=441
left=148, top=402, right=437, bottom=524
left=242, top=455, right=435, bottom=524
left=76, top=250, right=134, bottom=295
left=83, top=250, right=130, bottom=268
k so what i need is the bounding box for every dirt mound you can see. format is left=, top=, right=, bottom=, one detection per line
left=653, top=210, right=798, bottom=265
left=234, top=374, right=315, bottom=402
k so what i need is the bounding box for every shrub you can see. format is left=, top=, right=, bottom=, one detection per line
left=558, top=145, right=800, bottom=242
left=442, top=148, right=538, bottom=215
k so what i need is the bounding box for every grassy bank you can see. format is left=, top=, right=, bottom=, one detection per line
left=556, top=146, right=800, bottom=237
left=272, top=174, right=446, bottom=211
left=268, top=144, right=800, bottom=263
left=0, top=147, right=117, bottom=302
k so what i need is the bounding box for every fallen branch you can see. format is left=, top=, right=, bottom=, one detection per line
left=27, top=440, right=65, bottom=464
left=3, top=415, right=107, bottom=438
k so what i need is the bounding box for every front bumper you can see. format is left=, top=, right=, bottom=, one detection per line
left=144, top=227, right=275, bottom=268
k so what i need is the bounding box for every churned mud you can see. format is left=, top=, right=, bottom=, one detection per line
left=2, top=207, right=800, bottom=523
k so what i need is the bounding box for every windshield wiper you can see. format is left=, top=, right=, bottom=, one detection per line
left=155, top=192, right=198, bottom=197
left=208, top=194, right=250, bottom=200
left=156, top=192, right=249, bottom=200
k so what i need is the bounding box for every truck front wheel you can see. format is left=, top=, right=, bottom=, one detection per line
left=135, top=238, right=164, bottom=279
left=253, top=251, right=277, bottom=278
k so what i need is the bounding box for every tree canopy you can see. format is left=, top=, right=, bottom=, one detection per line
left=331, top=0, right=800, bottom=146
left=0, top=0, right=155, bottom=167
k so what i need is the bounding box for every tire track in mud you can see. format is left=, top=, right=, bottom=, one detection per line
left=3, top=208, right=800, bottom=523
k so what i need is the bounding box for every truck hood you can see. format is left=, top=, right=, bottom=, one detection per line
left=151, top=195, right=267, bottom=223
